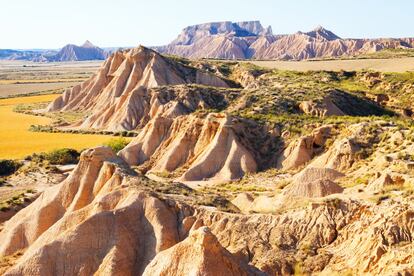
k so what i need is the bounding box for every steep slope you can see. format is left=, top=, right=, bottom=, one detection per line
left=156, top=21, right=414, bottom=60
left=0, top=147, right=181, bottom=275
left=119, top=113, right=261, bottom=185
left=168, top=21, right=272, bottom=46
left=256, top=33, right=414, bottom=60
left=143, top=227, right=261, bottom=276
left=1, top=145, right=414, bottom=275
left=45, top=46, right=231, bottom=131
left=155, top=21, right=272, bottom=59
left=49, top=41, right=108, bottom=61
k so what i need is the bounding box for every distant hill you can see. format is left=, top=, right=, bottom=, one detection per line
left=155, top=21, right=414, bottom=60
left=0, top=41, right=108, bottom=62
left=49, top=41, right=108, bottom=62
left=0, top=49, right=54, bottom=62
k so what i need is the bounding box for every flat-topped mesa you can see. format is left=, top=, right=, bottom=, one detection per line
left=172, top=21, right=273, bottom=46
left=46, top=46, right=231, bottom=131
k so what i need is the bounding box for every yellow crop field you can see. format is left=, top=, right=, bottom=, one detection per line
left=0, top=94, right=116, bottom=159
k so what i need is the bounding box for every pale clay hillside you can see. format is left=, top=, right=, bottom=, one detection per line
left=155, top=21, right=414, bottom=60
left=1, top=40, right=414, bottom=276
left=3, top=20, right=414, bottom=63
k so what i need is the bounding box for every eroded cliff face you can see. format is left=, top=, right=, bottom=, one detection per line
left=1, top=145, right=413, bottom=275
left=45, top=46, right=231, bottom=131
left=5, top=44, right=414, bottom=276
left=118, top=113, right=260, bottom=185
left=156, top=21, right=414, bottom=60
left=142, top=226, right=261, bottom=276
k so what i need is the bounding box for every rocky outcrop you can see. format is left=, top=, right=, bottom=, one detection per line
left=367, top=172, right=405, bottom=193
left=167, top=21, right=272, bottom=46
left=284, top=179, right=344, bottom=198
left=1, top=146, right=414, bottom=275
left=156, top=22, right=414, bottom=60
left=143, top=227, right=261, bottom=276
left=155, top=21, right=273, bottom=60
left=299, top=89, right=388, bottom=118
left=310, top=138, right=360, bottom=172
left=324, top=205, right=414, bottom=274
left=45, top=46, right=231, bottom=131
left=277, top=126, right=331, bottom=170
left=299, top=97, right=345, bottom=117
left=119, top=113, right=258, bottom=185
left=0, top=147, right=182, bottom=275
left=283, top=166, right=345, bottom=198
left=292, top=167, right=345, bottom=184
left=193, top=202, right=356, bottom=274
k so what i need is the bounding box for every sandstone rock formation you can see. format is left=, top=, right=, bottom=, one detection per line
left=168, top=21, right=272, bottom=46
left=292, top=167, right=345, bottom=184
left=143, top=226, right=261, bottom=276
left=366, top=172, right=406, bottom=193
left=4, top=30, right=414, bottom=276
left=310, top=138, right=359, bottom=172
left=156, top=21, right=414, bottom=60
left=119, top=113, right=258, bottom=184
left=0, top=147, right=182, bottom=275
left=155, top=21, right=273, bottom=60
left=231, top=192, right=254, bottom=213
left=277, top=125, right=331, bottom=170
left=324, top=204, right=414, bottom=274
left=1, top=145, right=414, bottom=275
left=281, top=166, right=345, bottom=198
left=46, top=46, right=231, bottom=131
left=299, top=97, right=345, bottom=117
left=284, top=178, right=344, bottom=198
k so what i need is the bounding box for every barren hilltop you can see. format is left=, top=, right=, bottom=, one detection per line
left=0, top=41, right=108, bottom=62
left=1, top=45, right=414, bottom=275
left=156, top=20, right=414, bottom=60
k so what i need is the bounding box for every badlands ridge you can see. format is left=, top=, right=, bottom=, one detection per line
left=1, top=46, right=414, bottom=275
left=156, top=21, right=414, bottom=60
left=2, top=20, right=414, bottom=62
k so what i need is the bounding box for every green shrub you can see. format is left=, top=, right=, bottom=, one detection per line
left=0, top=160, right=21, bottom=176
left=104, top=137, right=129, bottom=153
left=43, top=148, right=80, bottom=165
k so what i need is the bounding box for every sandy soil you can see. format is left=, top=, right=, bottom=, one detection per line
left=250, top=57, right=414, bottom=72
left=0, top=60, right=102, bottom=97
left=0, top=82, right=80, bottom=97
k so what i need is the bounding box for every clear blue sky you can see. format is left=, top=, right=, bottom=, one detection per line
left=2, top=0, right=413, bottom=49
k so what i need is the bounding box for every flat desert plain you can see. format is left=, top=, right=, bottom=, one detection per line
left=250, top=57, right=414, bottom=72
left=0, top=60, right=102, bottom=97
